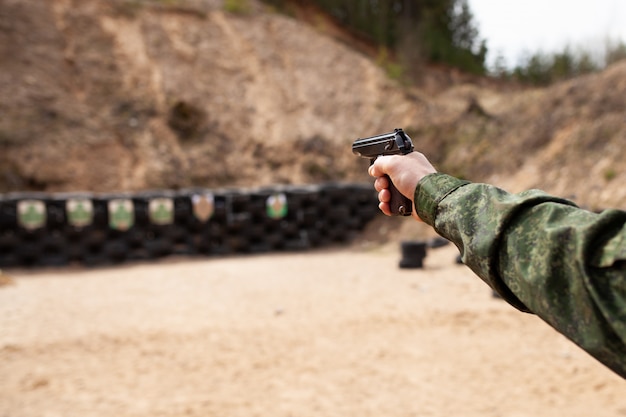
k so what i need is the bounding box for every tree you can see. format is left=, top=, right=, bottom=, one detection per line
left=265, top=0, right=487, bottom=75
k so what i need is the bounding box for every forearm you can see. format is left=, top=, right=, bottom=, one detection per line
left=415, top=173, right=626, bottom=377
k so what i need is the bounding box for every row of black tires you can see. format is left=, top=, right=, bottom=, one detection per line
left=0, top=183, right=380, bottom=268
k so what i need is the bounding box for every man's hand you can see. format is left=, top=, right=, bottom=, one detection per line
left=368, top=152, right=437, bottom=220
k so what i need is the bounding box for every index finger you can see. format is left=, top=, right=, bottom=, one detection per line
left=368, top=155, right=390, bottom=178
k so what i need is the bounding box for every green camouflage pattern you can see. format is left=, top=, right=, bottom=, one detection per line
left=415, top=173, right=626, bottom=378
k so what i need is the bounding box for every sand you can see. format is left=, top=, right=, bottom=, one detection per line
left=1, top=243, right=625, bottom=417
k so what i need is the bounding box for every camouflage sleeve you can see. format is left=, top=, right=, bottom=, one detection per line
left=415, top=173, right=626, bottom=378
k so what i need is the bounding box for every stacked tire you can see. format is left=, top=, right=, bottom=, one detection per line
left=0, top=183, right=380, bottom=268
left=0, top=193, right=51, bottom=267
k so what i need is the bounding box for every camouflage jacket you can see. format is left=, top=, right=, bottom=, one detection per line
left=415, top=173, right=626, bottom=378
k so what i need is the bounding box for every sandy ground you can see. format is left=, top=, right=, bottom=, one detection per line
left=1, top=243, right=625, bottom=417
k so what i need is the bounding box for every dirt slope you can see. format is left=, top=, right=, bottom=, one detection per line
left=0, top=0, right=624, bottom=210
left=0, top=0, right=422, bottom=192
left=420, top=64, right=626, bottom=210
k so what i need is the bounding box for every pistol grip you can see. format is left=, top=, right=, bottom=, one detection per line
left=386, top=175, right=412, bottom=216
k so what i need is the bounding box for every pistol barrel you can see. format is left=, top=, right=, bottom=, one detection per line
left=352, top=128, right=413, bottom=158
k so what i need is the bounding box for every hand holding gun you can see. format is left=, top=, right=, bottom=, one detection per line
left=352, top=128, right=415, bottom=216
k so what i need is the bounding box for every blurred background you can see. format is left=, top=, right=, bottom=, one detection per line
left=1, top=0, right=625, bottom=209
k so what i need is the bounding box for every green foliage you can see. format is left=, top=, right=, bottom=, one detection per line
left=433, top=0, right=487, bottom=74
left=604, top=168, right=617, bottom=182
left=501, top=40, right=626, bottom=86
left=376, top=47, right=406, bottom=82
left=261, top=0, right=487, bottom=76
left=510, top=47, right=602, bottom=86
left=223, top=0, right=252, bottom=14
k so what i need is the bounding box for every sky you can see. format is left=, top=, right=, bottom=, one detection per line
left=467, top=0, right=626, bottom=69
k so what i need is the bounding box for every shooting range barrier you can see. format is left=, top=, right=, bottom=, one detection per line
left=0, top=183, right=380, bottom=268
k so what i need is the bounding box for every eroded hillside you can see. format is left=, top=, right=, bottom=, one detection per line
left=0, top=0, right=423, bottom=192
left=416, top=62, right=626, bottom=210
left=0, top=0, right=624, bottom=210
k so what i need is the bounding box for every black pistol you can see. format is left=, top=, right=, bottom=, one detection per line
left=352, top=128, right=414, bottom=216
